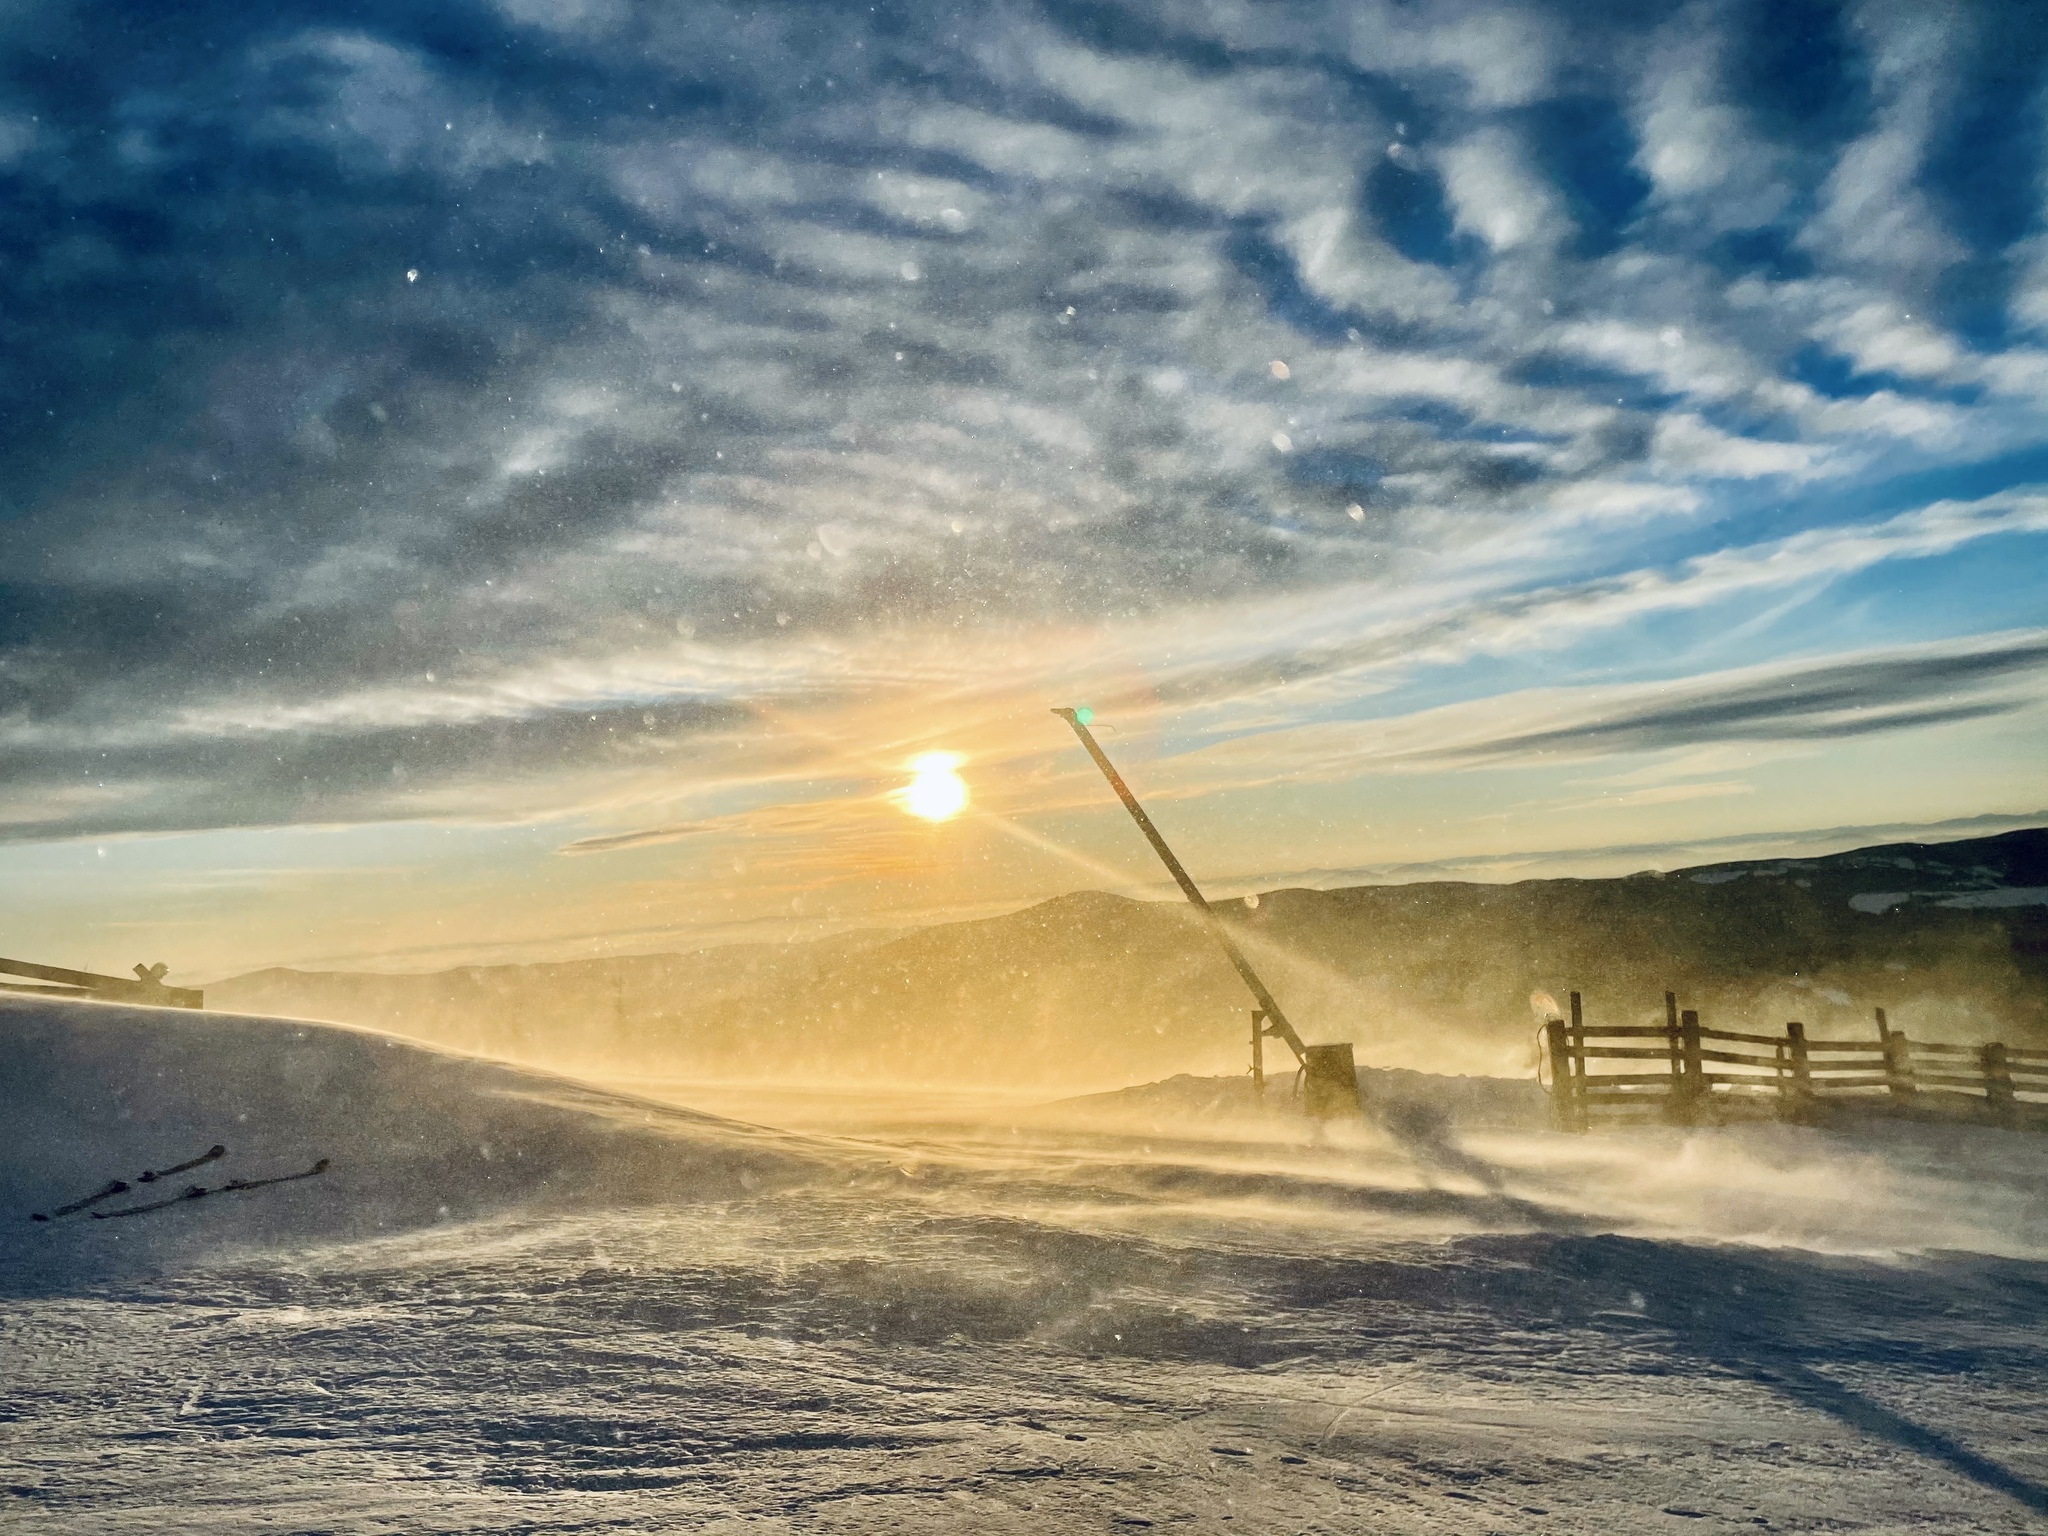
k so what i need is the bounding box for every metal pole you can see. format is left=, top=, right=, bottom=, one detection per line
left=1053, top=708, right=1307, bottom=1062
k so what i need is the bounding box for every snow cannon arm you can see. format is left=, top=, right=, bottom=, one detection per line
left=1052, top=707, right=1307, bottom=1063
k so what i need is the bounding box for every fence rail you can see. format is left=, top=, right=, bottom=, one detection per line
left=1539, top=993, right=2048, bottom=1132
left=0, top=954, right=202, bottom=1010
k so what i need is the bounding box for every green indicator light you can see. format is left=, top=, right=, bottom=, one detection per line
left=1073, top=706, right=1094, bottom=727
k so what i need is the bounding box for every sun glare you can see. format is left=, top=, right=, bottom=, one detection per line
left=902, top=753, right=969, bottom=821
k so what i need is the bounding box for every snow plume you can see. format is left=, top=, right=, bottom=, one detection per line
left=16, top=994, right=2045, bottom=1300
left=1032, top=1074, right=2048, bottom=1264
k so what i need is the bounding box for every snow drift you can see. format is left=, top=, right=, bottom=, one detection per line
left=1, top=995, right=843, bottom=1287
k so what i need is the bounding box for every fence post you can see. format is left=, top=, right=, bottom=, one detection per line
left=1783, top=1021, right=1812, bottom=1121
left=1982, top=1042, right=2016, bottom=1126
left=1250, top=1010, right=1266, bottom=1098
left=1545, top=1017, right=1581, bottom=1132
left=1567, top=991, right=1588, bottom=1132
left=1672, top=1008, right=1706, bottom=1125
left=1878, top=1007, right=1915, bottom=1103
left=1663, top=991, right=1681, bottom=1119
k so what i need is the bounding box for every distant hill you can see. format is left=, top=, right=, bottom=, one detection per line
left=207, top=828, right=2048, bottom=1092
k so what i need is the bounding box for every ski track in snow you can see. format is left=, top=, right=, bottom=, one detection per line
left=6, top=1003, right=2048, bottom=1533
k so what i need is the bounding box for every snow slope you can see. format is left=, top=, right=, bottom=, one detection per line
left=8, top=997, right=2048, bottom=1532
left=1, top=995, right=836, bottom=1286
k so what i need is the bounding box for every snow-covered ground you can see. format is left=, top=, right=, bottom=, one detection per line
left=6, top=996, right=2048, bottom=1533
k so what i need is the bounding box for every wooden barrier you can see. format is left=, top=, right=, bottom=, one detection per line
left=1538, top=995, right=2047, bottom=1133
left=1542, top=1015, right=1574, bottom=1131
left=0, top=955, right=202, bottom=1009
left=1786, top=1021, right=1812, bottom=1109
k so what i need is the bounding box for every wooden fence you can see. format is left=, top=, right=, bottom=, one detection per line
left=0, top=955, right=203, bottom=1009
left=1539, top=992, right=2048, bottom=1132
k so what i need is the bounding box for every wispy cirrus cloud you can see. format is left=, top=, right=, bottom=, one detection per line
left=1424, top=635, right=2048, bottom=765
left=1172, top=626, right=2048, bottom=787
left=1, top=0, right=2046, bottom=971
left=1138, top=489, right=2048, bottom=715
left=3, top=483, right=2043, bottom=843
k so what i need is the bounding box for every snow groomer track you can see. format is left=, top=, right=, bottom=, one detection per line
left=5, top=994, right=2048, bottom=1533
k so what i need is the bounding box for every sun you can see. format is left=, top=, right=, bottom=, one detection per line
left=902, top=752, right=969, bottom=821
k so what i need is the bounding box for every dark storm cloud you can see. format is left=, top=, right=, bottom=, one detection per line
left=3, top=0, right=2046, bottom=839
left=1431, top=635, right=2048, bottom=762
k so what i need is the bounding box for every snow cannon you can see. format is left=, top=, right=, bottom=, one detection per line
left=1300, top=1043, right=1363, bottom=1120
left=1052, top=707, right=1363, bottom=1122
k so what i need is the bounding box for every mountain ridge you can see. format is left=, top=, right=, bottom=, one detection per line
left=206, top=827, right=2048, bottom=1091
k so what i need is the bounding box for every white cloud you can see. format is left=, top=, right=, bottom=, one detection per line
left=490, top=0, right=629, bottom=36
left=1531, top=478, right=1701, bottom=527
left=1348, top=2, right=1561, bottom=111
left=892, top=100, right=1090, bottom=184
left=1140, top=489, right=2048, bottom=720
left=252, top=31, right=545, bottom=175
left=1651, top=414, right=1825, bottom=480
left=1811, top=297, right=1966, bottom=381
left=1632, top=5, right=1791, bottom=229
left=1555, top=316, right=1766, bottom=405
left=1272, top=204, right=1460, bottom=324
left=2011, top=233, right=2048, bottom=338
left=43, top=488, right=2037, bottom=769
left=1439, top=128, right=1568, bottom=253
left=0, top=113, right=38, bottom=167
left=1558, top=309, right=1966, bottom=451
left=1799, top=0, right=1966, bottom=289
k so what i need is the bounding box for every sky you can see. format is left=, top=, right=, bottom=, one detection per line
left=2, top=0, right=2046, bottom=981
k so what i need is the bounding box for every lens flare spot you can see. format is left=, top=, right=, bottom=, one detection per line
left=902, top=753, right=968, bottom=821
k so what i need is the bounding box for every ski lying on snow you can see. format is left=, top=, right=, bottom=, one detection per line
left=140, top=1144, right=228, bottom=1183
left=37, top=1179, right=131, bottom=1221
left=91, top=1159, right=331, bottom=1220
left=30, top=1145, right=228, bottom=1222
